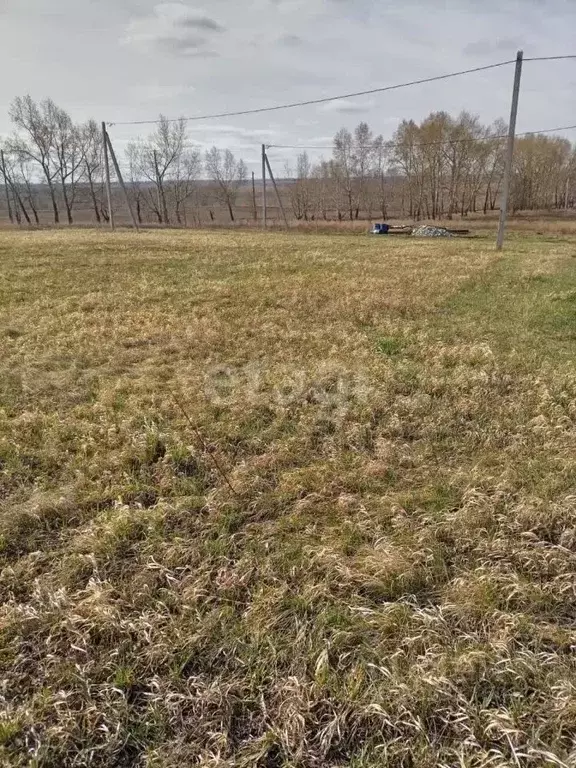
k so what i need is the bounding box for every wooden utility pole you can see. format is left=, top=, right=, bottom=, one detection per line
left=251, top=172, right=257, bottom=222
left=565, top=176, right=570, bottom=211
left=0, top=151, right=14, bottom=224
left=102, top=122, right=115, bottom=230
left=105, top=131, right=139, bottom=231
left=261, top=144, right=267, bottom=228
left=264, top=151, right=289, bottom=229
left=496, top=50, right=523, bottom=251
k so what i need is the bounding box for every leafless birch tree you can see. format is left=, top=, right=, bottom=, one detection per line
left=205, top=147, right=247, bottom=222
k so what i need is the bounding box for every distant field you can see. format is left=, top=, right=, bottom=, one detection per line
left=2, top=229, right=576, bottom=766
left=1, top=184, right=575, bottom=233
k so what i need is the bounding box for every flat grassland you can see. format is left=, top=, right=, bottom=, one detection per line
left=1, top=229, right=576, bottom=767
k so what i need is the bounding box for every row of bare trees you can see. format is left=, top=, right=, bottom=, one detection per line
left=125, top=117, right=247, bottom=225
left=286, top=114, right=576, bottom=221
left=1, top=97, right=109, bottom=226
left=1, top=97, right=249, bottom=226
left=2, top=97, right=575, bottom=226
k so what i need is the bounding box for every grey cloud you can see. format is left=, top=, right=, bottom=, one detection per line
left=321, top=99, right=373, bottom=114
left=180, top=16, right=226, bottom=33
left=464, top=37, right=525, bottom=56
left=3, top=0, right=576, bottom=178
left=124, top=7, right=225, bottom=58
left=156, top=35, right=219, bottom=57
left=188, top=125, right=278, bottom=141
left=278, top=33, right=303, bottom=46
left=183, top=125, right=279, bottom=152
left=186, top=50, right=220, bottom=58
left=273, top=70, right=335, bottom=87
left=332, top=104, right=366, bottom=114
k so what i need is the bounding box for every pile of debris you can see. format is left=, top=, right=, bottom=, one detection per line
left=370, top=223, right=471, bottom=238
left=411, top=225, right=454, bottom=238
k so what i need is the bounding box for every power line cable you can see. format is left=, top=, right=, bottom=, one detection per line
left=524, top=55, right=576, bottom=61
left=516, top=123, right=576, bottom=135
left=3, top=125, right=574, bottom=163
left=108, top=56, right=576, bottom=128
left=268, top=123, right=576, bottom=151
left=115, top=124, right=576, bottom=155
left=109, top=59, right=515, bottom=127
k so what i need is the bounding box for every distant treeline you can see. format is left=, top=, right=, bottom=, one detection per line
left=286, top=114, right=575, bottom=222
left=1, top=96, right=574, bottom=226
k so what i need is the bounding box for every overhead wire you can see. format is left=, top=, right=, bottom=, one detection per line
left=267, top=123, right=576, bottom=151
left=523, top=54, right=576, bottom=61
left=108, top=59, right=516, bottom=126
left=107, top=55, right=576, bottom=128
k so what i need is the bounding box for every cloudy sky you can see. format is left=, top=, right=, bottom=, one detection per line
left=1, top=0, right=575, bottom=171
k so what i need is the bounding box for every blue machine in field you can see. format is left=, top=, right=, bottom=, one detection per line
left=370, top=223, right=390, bottom=235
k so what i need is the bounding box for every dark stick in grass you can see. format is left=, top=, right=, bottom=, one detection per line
left=169, top=390, right=241, bottom=498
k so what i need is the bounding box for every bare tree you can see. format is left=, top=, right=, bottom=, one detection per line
left=80, top=120, right=106, bottom=224
left=130, top=116, right=187, bottom=225
left=125, top=144, right=146, bottom=225
left=372, top=137, right=390, bottom=220
left=512, top=135, right=572, bottom=211
left=171, top=149, right=203, bottom=226
left=13, top=153, right=40, bottom=225
left=353, top=122, right=381, bottom=219
left=311, top=160, right=335, bottom=220
left=1, top=150, right=33, bottom=225
left=9, top=96, right=61, bottom=223
left=0, top=148, right=15, bottom=224
left=390, top=112, right=520, bottom=220
left=205, top=147, right=247, bottom=222
left=289, top=152, right=313, bottom=220
left=331, top=128, right=355, bottom=220
left=127, top=140, right=163, bottom=224
left=52, top=106, right=84, bottom=224
left=482, top=120, right=507, bottom=213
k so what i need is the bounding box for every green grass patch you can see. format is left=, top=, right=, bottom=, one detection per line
left=376, top=336, right=404, bottom=356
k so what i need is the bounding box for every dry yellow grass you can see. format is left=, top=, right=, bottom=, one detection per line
left=1, top=229, right=576, bottom=766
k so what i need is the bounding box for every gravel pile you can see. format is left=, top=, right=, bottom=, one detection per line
left=411, top=225, right=454, bottom=238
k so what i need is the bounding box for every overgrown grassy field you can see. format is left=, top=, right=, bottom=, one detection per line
left=2, top=229, right=576, bottom=767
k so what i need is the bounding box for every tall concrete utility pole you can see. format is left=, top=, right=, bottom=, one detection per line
left=496, top=50, right=523, bottom=251
left=251, top=172, right=257, bottom=221
left=102, top=122, right=115, bottom=230
left=261, top=144, right=267, bottom=229
left=105, top=131, right=139, bottom=231
left=264, top=151, right=289, bottom=229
